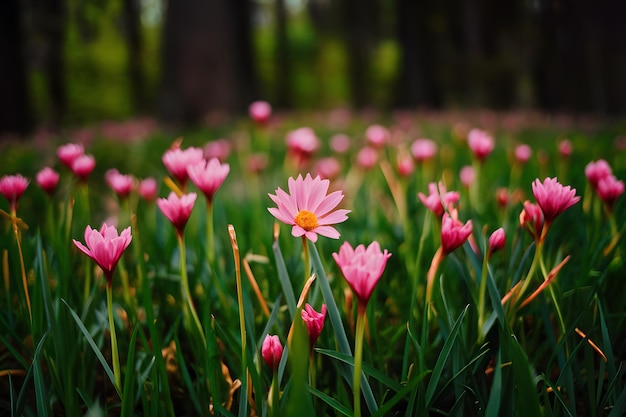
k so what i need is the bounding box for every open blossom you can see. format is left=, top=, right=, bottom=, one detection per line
left=57, top=143, right=85, bottom=168
left=418, top=182, right=459, bottom=217
left=105, top=169, right=135, bottom=198
left=441, top=212, right=473, bottom=254
left=333, top=241, right=391, bottom=310
left=585, top=160, right=612, bottom=190
left=520, top=201, right=544, bottom=239
left=261, top=335, right=283, bottom=371
left=365, top=124, right=389, bottom=148
left=268, top=174, right=349, bottom=242
left=0, top=174, right=29, bottom=212
left=73, top=223, right=132, bottom=285
left=531, top=177, right=580, bottom=223
left=301, top=303, right=327, bottom=349
left=36, top=167, right=60, bottom=195
left=411, top=138, right=437, bottom=162
left=157, top=192, right=197, bottom=235
left=514, top=144, right=532, bottom=164
left=162, top=146, right=204, bottom=187
left=71, top=154, right=96, bottom=180
left=187, top=158, right=230, bottom=203
left=467, top=128, right=494, bottom=161
left=596, top=174, right=624, bottom=210
left=249, top=100, right=272, bottom=125
left=138, top=178, right=158, bottom=202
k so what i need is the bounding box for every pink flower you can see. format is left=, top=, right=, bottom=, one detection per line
left=397, top=154, right=415, bottom=177
left=410, top=138, right=437, bottom=162
left=365, top=124, right=389, bottom=148
left=467, top=128, right=494, bottom=161
left=585, top=160, right=612, bottom=190
left=36, top=167, right=60, bottom=196
left=301, top=303, right=327, bottom=349
left=57, top=143, right=85, bottom=168
left=268, top=174, right=350, bottom=242
left=418, top=182, right=459, bottom=217
left=287, top=127, right=320, bottom=157
left=519, top=201, right=544, bottom=240
left=73, top=223, right=132, bottom=285
left=261, top=334, right=283, bottom=371
left=596, top=174, right=624, bottom=211
left=514, top=144, right=532, bottom=164
left=459, top=166, right=475, bottom=188
left=332, top=241, right=391, bottom=310
left=71, top=154, right=96, bottom=180
left=187, top=158, right=230, bottom=203
left=204, top=139, right=232, bottom=162
left=531, top=177, right=580, bottom=223
left=105, top=169, right=135, bottom=198
left=138, top=178, right=158, bottom=202
left=247, top=153, right=268, bottom=174
left=356, top=146, right=379, bottom=170
left=157, top=192, right=197, bottom=235
left=0, top=174, right=29, bottom=212
left=441, top=212, right=473, bottom=254
left=330, top=134, right=351, bottom=154
left=249, top=100, right=272, bottom=125
left=558, top=139, right=572, bottom=158
left=314, top=157, right=341, bottom=180
left=495, top=188, right=509, bottom=209
left=162, top=146, right=204, bottom=187
left=488, top=227, right=506, bottom=256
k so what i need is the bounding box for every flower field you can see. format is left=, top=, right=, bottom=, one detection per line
left=1, top=108, right=625, bottom=416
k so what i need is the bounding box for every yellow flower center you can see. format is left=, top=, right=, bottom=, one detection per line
left=294, top=210, right=319, bottom=231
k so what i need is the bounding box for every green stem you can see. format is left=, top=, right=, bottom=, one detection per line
left=302, top=236, right=310, bottom=285
left=270, top=369, right=280, bottom=417
left=477, top=253, right=490, bottom=339
left=353, top=309, right=367, bottom=417
left=206, top=201, right=215, bottom=264
left=106, top=282, right=122, bottom=392
left=232, top=227, right=247, bottom=393
left=515, top=240, right=543, bottom=311
left=177, top=234, right=206, bottom=347
left=13, top=219, right=31, bottom=323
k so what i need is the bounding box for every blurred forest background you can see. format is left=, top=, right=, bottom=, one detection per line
left=1, top=0, right=626, bottom=136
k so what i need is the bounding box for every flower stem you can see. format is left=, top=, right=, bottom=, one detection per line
left=229, top=225, right=248, bottom=398
left=353, top=309, right=367, bottom=417
left=270, top=369, right=280, bottom=417
left=177, top=234, right=206, bottom=348
left=302, top=236, right=310, bottom=285
left=13, top=219, right=31, bottom=323
left=477, top=253, right=490, bottom=338
left=106, top=282, right=122, bottom=392
left=206, top=201, right=215, bottom=264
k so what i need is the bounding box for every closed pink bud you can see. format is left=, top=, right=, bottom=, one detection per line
left=441, top=212, right=473, bottom=255
left=105, top=169, right=135, bottom=198
left=57, top=143, right=85, bottom=168
left=36, top=167, right=60, bottom=195
left=410, top=138, right=437, bottom=162
left=520, top=200, right=544, bottom=239
left=596, top=174, right=624, bottom=211
left=249, top=100, right=272, bottom=125
left=302, top=304, right=327, bottom=349
left=330, top=134, right=351, bottom=154
left=0, top=174, right=29, bottom=212
left=71, top=154, right=96, bottom=180
left=262, top=334, right=283, bottom=371
left=397, top=154, right=415, bottom=177
left=558, top=139, right=572, bottom=158
left=459, top=166, right=475, bottom=188
left=585, top=160, right=612, bottom=190
left=467, top=129, right=494, bottom=161
left=514, top=144, right=532, bottom=164
left=138, top=178, right=158, bottom=202
left=365, top=124, right=389, bottom=148
left=356, top=147, right=378, bottom=170
left=488, top=227, right=506, bottom=255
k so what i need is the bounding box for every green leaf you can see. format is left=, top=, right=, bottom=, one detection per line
left=372, top=371, right=431, bottom=417
left=121, top=325, right=140, bottom=417
left=307, top=385, right=352, bottom=417
left=33, top=331, right=51, bottom=417
left=272, top=238, right=297, bottom=319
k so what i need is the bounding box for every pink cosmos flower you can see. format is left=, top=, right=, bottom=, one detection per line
left=105, top=169, right=135, bottom=198
left=488, top=227, right=506, bottom=256
left=596, top=174, right=624, bottom=211
left=204, top=139, right=232, bottom=162
left=411, top=138, right=437, bottom=162
left=268, top=174, right=349, bottom=242
left=73, top=223, right=132, bottom=285
left=138, top=178, right=158, bottom=202
left=57, top=143, right=85, bottom=168
left=519, top=200, right=544, bottom=240
left=261, top=334, right=283, bottom=371
left=162, top=146, right=204, bottom=187
left=365, top=124, right=389, bottom=148
left=441, top=212, right=473, bottom=255
left=459, top=166, right=475, bottom=188
left=330, top=134, right=351, bottom=154
left=249, top=100, right=272, bottom=125
left=418, top=182, right=460, bottom=217
left=332, top=241, right=391, bottom=310
left=314, top=157, right=341, bottom=180
left=356, top=146, right=378, bottom=170
left=0, top=174, right=29, bottom=212
left=467, top=128, right=494, bottom=161
left=558, top=139, right=572, bottom=158
left=531, top=177, right=580, bottom=223
left=187, top=158, right=230, bottom=203
left=71, top=154, right=96, bottom=181
left=585, top=160, right=612, bottom=190
left=514, top=144, right=532, bottom=164
left=157, top=192, right=197, bottom=236
left=301, top=303, right=327, bottom=349
left=36, top=167, right=60, bottom=196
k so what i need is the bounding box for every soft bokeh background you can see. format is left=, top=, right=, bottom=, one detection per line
left=1, top=0, right=626, bottom=135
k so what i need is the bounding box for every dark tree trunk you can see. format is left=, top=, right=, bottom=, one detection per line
left=159, top=0, right=244, bottom=125
left=42, top=0, right=67, bottom=128
left=274, top=0, right=291, bottom=108
left=0, top=0, right=31, bottom=136
left=232, top=0, right=256, bottom=106
left=123, top=0, right=145, bottom=113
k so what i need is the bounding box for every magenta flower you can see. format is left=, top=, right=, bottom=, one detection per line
left=356, top=146, right=379, bottom=170
left=73, top=223, right=132, bottom=285
left=249, top=100, right=272, bottom=125
left=365, top=124, right=389, bottom=148
left=396, top=154, right=415, bottom=177
left=301, top=303, right=327, bottom=349
left=36, top=167, right=60, bottom=196
left=268, top=174, right=350, bottom=242
left=467, top=128, right=494, bottom=161
left=558, top=139, right=572, bottom=158
left=519, top=200, right=544, bottom=240
left=105, top=169, right=135, bottom=198
left=162, top=146, right=204, bottom=187
left=261, top=334, right=283, bottom=371
left=187, top=158, right=230, bottom=203
left=57, top=143, right=85, bottom=168
left=585, top=160, right=612, bottom=190
left=71, top=154, right=96, bottom=181
left=418, top=182, right=459, bottom=217
left=441, top=212, right=473, bottom=255
left=157, top=192, right=197, bottom=236
left=514, top=144, right=532, bottom=164
left=488, top=227, right=506, bottom=256
left=0, top=174, right=29, bottom=212
left=138, top=178, right=158, bottom=202
left=531, top=177, right=580, bottom=223
left=597, top=174, right=624, bottom=211
left=204, top=139, right=232, bottom=162
left=411, top=138, right=437, bottom=162
left=332, top=241, right=391, bottom=310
